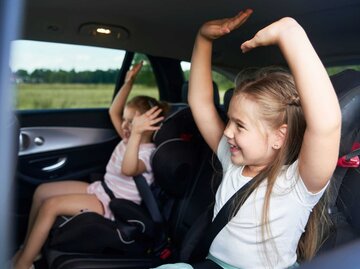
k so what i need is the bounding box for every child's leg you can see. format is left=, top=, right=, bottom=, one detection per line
left=25, top=181, right=90, bottom=244
left=13, top=181, right=90, bottom=264
left=15, top=193, right=103, bottom=269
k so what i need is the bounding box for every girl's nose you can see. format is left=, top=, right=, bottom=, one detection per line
left=223, top=123, right=234, bottom=139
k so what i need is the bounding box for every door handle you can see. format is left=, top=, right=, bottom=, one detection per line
left=42, top=157, right=67, bottom=172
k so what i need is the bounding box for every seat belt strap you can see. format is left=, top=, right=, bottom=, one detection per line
left=133, top=175, right=164, bottom=223
left=191, top=178, right=256, bottom=261
left=101, top=180, right=115, bottom=200
left=102, top=176, right=163, bottom=224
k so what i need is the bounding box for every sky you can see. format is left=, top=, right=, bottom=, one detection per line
left=10, top=40, right=127, bottom=72
left=10, top=40, right=190, bottom=72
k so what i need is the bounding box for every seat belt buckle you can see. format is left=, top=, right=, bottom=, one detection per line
left=337, top=143, right=360, bottom=168
left=159, top=247, right=172, bottom=260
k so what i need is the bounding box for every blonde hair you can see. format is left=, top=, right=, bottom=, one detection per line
left=126, top=95, right=169, bottom=118
left=230, top=67, right=330, bottom=262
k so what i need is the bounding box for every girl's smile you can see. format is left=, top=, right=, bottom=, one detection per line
left=228, top=142, right=241, bottom=154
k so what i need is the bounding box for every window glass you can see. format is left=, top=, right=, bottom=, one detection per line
left=10, top=40, right=125, bottom=110
left=327, top=65, right=360, bottom=76
left=181, top=61, right=233, bottom=104
left=127, top=53, right=159, bottom=100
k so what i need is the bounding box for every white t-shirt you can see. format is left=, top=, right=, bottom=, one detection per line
left=103, top=140, right=155, bottom=201
left=87, top=140, right=155, bottom=219
left=210, top=136, right=328, bottom=269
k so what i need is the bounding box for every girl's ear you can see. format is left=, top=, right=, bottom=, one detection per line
left=272, top=124, right=287, bottom=149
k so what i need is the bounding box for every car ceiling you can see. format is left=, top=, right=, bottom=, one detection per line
left=21, top=0, right=360, bottom=75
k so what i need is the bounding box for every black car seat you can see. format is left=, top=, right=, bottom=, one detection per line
left=43, top=107, right=218, bottom=269
left=318, top=69, right=360, bottom=252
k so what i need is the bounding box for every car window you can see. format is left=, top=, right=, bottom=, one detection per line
left=10, top=40, right=124, bottom=110
left=128, top=53, right=159, bottom=100
left=181, top=61, right=233, bottom=104
left=327, top=65, right=360, bottom=76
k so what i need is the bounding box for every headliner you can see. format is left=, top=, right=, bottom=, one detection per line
left=21, top=0, right=360, bottom=75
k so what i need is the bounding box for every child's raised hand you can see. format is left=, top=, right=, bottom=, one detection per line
left=241, top=17, right=301, bottom=53
left=199, top=9, right=253, bottom=41
left=131, top=106, right=164, bottom=135
left=125, top=61, right=143, bottom=84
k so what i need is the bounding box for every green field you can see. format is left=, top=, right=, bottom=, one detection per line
left=16, top=83, right=160, bottom=110
left=15, top=83, right=228, bottom=110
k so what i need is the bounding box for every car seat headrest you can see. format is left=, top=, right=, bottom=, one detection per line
left=151, top=139, right=200, bottom=198
left=181, top=81, right=220, bottom=106
left=330, top=69, right=360, bottom=158
left=153, top=107, right=202, bottom=146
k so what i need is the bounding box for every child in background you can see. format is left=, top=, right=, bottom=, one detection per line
left=155, top=9, right=340, bottom=269
left=14, top=62, right=168, bottom=269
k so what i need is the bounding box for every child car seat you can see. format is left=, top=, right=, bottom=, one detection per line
left=320, top=69, right=360, bottom=251
left=43, top=107, right=217, bottom=269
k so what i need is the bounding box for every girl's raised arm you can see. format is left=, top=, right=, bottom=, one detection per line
left=121, top=107, right=163, bottom=176
left=242, top=18, right=341, bottom=192
left=188, top=10, right=253, bottom=152
left=109, top=62, right=143, bottom=139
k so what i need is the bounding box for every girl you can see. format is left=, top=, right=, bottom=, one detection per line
left=14, top=62, right=168, bottom=269
left=156, top=9, right=341, bottom=269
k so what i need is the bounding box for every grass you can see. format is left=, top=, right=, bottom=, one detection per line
left=16, top=83, right=160, bottom=110
left=16, top=83, right=230, bottom=110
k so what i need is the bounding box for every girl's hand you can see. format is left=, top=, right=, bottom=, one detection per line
left=124, top=61, right=143, bottom=84
left=199, top=9, right=253, bottom=41
left=131, top=106, right=164, bottom=135
left=241, top=17, right=301, bottom=53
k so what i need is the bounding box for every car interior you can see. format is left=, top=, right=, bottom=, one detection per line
left=5, top=0, right=360, bottom=268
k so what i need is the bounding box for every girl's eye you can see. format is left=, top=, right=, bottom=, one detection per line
left=236, top=123, right=244, bottom=130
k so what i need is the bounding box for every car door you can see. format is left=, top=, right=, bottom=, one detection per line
left=12, top=47, right=135, bottom=246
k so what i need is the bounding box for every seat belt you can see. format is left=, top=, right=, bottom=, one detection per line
left=101, top=175, right=163, bottom=224
left=133, top=175, right=164, bottom=223
left=191, top=178, right=256, bottom=262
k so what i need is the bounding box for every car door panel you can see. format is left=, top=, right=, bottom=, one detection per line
left=14, top=108, right=120, bottom=245
left=17, top=108, right=119, bottom=182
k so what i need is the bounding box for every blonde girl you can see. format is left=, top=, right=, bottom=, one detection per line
left=155, top=9, right=341, bottom=269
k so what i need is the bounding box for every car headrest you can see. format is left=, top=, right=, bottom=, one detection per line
left=151, top=107, right=205, bottom=198
left=181, top=81, right=220, bottom=106
left=153, top=107, right=202, bottom=146
left=330, top=69, right=360, bottom=158
left=151, top=138, right=200, bottom=198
